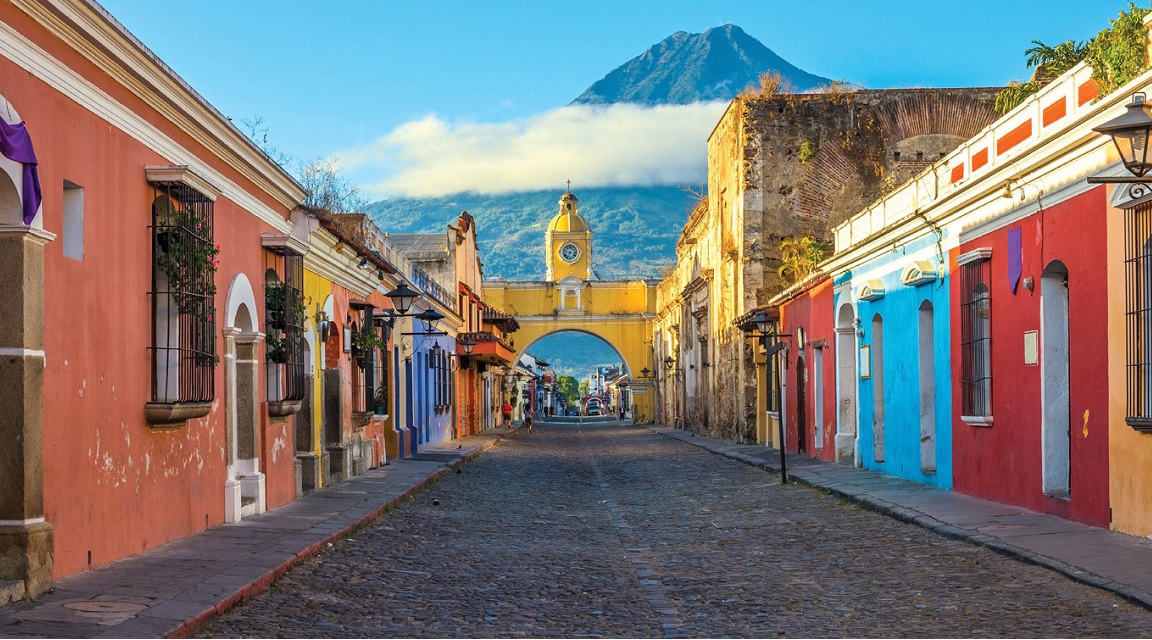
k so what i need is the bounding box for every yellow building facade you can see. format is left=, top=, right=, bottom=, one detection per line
left=482, top=190, right=659, bottom=422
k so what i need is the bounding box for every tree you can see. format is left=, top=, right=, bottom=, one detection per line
left=298, top=157, right=368, bottom=214
left=995, top=39, right=1088, bottom=114
left=557, top=375, right=581, bottom=406
left=777, top=236, right=828, bottom=284
left=238, top=117, right=367, bottom=214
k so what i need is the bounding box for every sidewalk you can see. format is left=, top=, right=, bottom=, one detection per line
left=646, top=424, right=1152, bottom=611
left=0, top=428, right=512, bottom=639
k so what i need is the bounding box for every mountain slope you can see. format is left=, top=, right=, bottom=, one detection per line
left=365, top=185, right=697, bottom=280
left=573, top=24, right=832, bottom=106
left=365, top=25, right=829, bottom=282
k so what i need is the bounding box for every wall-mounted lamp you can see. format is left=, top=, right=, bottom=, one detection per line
left=638, top=367, right=655, bottom=380
left=315, top=310, right=331, bottom=341
left=1091, top=92, right=1152, bottom=180
left=358, top=257, right=369, bottom=269
left=1002, top=178, right=1045, bottom=202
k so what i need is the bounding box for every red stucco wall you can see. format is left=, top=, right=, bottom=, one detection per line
left=950, top=187, right=1110, bottom=527
left=779, top=279, right=836, bottom=460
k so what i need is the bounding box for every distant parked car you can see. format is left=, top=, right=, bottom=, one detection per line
left=585, top=399, right=602, bottom=416
left=566, top=407, right=579, bottom=416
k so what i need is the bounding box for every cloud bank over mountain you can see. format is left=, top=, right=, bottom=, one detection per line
left=338, top=101, right=728, bottom=198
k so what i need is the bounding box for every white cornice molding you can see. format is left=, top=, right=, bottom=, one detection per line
left=956, top=247, right=992, bottom=266
left=3, top=1, right=301, bottom=229
left=145, top=165, right=220, bottom=201
left=260, top=233, right=310, bottom=257
left=304, top=229, right=377, bottom=297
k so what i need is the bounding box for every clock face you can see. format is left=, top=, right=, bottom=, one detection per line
left=559, top=242, right=581, bottom=263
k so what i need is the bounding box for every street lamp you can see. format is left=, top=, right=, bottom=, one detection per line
left=459, top=336, right=476, bottom=355
left=740, top=309, right=790, bottom=483
left=417, top=308, right=444, bottom=334
left=384, top=283, right=420, bottom=316
left=1092, top=92, right=1152, bottom=179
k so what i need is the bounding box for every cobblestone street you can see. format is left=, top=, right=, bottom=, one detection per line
left=198, top=422, right=1152, bottom=638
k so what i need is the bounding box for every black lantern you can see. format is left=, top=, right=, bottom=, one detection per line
left=1093, top=93, right=1152, bottom=178
left=459, top=337, right=476, bottom=355
left=417, top=308, right=445, bottom=333
left=384, top=283, right=420, bottom=316
left=664, top=356, right=676, bottom=371
left=639, top=367, right=653, bottom=379
left=751, top=311, right=773, bottom=335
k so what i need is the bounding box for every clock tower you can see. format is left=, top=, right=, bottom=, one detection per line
left=545, top=189, right=593, bottom=282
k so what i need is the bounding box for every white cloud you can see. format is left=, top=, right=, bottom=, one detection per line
left=336, top=102, right=730, bottom=198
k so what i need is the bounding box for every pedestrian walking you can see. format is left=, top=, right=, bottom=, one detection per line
left=501, top=400, right=513, bottom=426
left=524, top=412, right=533, bottom=434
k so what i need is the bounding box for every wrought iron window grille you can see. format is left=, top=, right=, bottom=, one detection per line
left=149, top=183, right=217, bottom=405
left=959, top=255, right=993, bottom=421
left=264, top=249, right=306, bottom=405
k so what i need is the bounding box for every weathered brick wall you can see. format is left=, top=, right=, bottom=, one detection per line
left=742, top=88, right=1000, bottom=306
left=659, top=88, right=1001, bottom=442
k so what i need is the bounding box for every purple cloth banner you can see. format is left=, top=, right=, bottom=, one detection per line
left=1007, top=226, right=1022, bottom=294
left=0, top=119, right=42, bottom=225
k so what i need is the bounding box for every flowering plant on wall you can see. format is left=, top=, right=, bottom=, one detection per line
left=155, top=200, right=219, bottom=318
left=351, top=326, right=386, bottom=364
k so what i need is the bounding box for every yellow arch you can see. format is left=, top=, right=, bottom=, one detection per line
left=483, top=278, right=658, bottom=423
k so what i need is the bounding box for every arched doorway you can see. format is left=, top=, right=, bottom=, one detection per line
left=835, top=303, right=858, bottom=465
left=223, top=274, right=263, bottom=522
left=918, top=300, right=937, bottom=473
left=871, top=314, right=885, bottom=463
left=1041, top=260, right=1071, bottom=497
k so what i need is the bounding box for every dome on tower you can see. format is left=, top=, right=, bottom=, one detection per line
left=547, top=190, right=589, bottom=233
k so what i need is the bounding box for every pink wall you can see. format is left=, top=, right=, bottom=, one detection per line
left=951, top=187, right=1110, bottom=527
left=6, top=14, right=299, bottom=577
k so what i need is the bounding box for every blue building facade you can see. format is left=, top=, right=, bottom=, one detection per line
left=834, top=235, right=953, bottom=489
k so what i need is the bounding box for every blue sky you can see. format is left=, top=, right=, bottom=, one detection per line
left=99, top=0, right=1137, bottom=198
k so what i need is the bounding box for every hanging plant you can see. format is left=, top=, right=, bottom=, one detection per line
left=351, top=327, right=386, bottom=363
left=154, top=201, right=219, bottom=317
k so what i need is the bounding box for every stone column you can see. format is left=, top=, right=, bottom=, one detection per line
left=0, top=227, right=55, bottom=599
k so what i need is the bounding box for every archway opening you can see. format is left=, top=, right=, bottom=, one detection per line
left=516, top=330, right=629, bottom=419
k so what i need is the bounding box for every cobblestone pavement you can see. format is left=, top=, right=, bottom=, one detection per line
left=197, top=423, right=1152, bottom=638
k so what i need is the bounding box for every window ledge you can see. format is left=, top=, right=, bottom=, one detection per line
left=1125, top=417, right=1152, bottom=433
left=267, top=399, right=303, bottom=418
left=351, top=411, right=373, bottom=429
left=961, top=415, right=994, bottom=427
left=145, top=401, right=211, bottom=429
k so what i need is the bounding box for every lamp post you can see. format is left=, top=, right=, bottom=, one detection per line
left=742, top=310, right=790, bottom=484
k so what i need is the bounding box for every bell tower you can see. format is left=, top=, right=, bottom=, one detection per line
left=545, top=188, right=593, bottom=283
